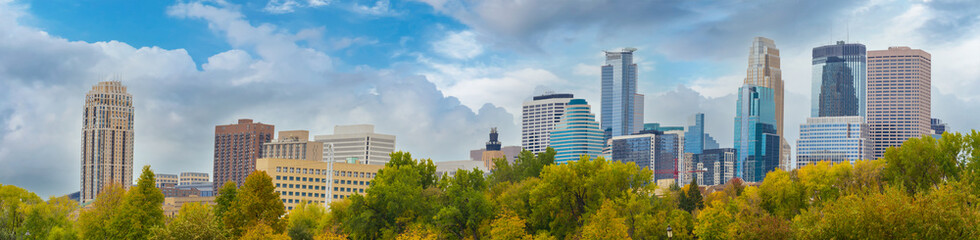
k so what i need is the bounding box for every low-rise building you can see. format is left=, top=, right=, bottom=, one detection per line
left=256, top=158, right=384, bottom=211
left=179, top=172, right=209, bottom=185
left=156, top=174, right=179, bottom=188
left=163, top=196, right=216, bottom=217
left=435, top=160, right=488, bottom=177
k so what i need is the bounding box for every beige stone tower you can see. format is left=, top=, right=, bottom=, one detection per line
left=867, top=47, right=931, bottom=159
left=81, top=81, right=135, bottom=203
left=744, top=37, right=790, bottom=170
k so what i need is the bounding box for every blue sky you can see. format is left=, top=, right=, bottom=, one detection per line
left=1, top=0, right=979, bottom=197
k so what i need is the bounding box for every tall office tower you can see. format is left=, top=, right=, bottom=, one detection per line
left=684, top=113, right=706, bottom=154
left=733, top=85, right=780, bottom=182
left=744, top=37, right=791, bottom=171
left=262, top=130, right=324, bottom=162
left=812, top=41, right=867, bottom=117
left=80, top=81, right=134, bottom=203
left=178, top=172, right=209, bottom=185
left=481, top=128, right=504, bottom=169
left=314, top=125, right=395, bottom=165
left=867, top=47, right=931, bottom=159
left=693, top=148, right=736, bottom=186
left=796, top=116, right=872, bottom=167
left=601, top=48, right=640, bottom=139
left=550, top=99, right=604, bottom=164
left=704, top=135, right=719, bottom=149
left=931, top=118, right=947, bottom=135
left=634, top=94, right=645, bottom=134
left=213, top=119, right=274, bottom=189
left=522, top=93, right=574, bottom=154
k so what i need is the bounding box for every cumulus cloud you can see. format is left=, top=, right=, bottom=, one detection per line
left=0, top=1, right=515, bottom=197
left=432, top=30, right=484, bottom=60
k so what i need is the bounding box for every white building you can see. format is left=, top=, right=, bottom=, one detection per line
left=315, top=125, right=396, bottom=165
left=522, top=93, right=574, bottom=154
left=434, top=160, right=489, bottom=177
left=797, top=116, right=873, bottom=167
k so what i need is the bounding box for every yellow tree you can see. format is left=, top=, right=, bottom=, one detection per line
left=579, top=201, right=629, bottom=240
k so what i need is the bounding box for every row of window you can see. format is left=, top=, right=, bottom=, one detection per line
left=275, top=175, right=326, bottom=183
left=275, top=183, right=325, bottom=190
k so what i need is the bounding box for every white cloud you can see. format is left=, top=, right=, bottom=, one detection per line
left=572, top=63, right=598, bottom=77
left=264, top=0, right=302, bottom=14
left=351, top=0, right=399, bottom=16
left=432, top=30, right=484, bottom=60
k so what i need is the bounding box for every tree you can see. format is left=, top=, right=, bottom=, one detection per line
left=490, top=211, right=529, bottom=240
left=240, top=223, right=290, bottom=240
left=0, top=184, right=78, bottom=239
left=77, top=184, right=126, bottom=239
left=678, top=176, right=704, bottom=213
left=694, top=200, right=735, bottom=240
left=152, top=202, right=227, bottom=240
left=340, top=151, right=440, bottom=239
left=882, top=134, right=962, bottom=196
left=287, top=202, right=327, bottom=240
left=110, top=165, right=166, bottom=239
left=214, top=181, right=238, bottom=220
left=579, top=201, right=629, bottom=240
left=434, top=168, right=492, bottom=239
left=227, top=171, right=286, bottom=236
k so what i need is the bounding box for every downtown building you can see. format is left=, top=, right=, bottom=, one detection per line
left=262, top=130, right=323, bottom=162
left=80, top=81, right=134, bottom=203
left=213, top=119, right=274, bottom=189
left=797, top=41, right=871, bottom=167
left=256, top=157, right=383, bottom=211
left=521, top=93, right=574, bottom=154
left=610, top=130, right=680, bottom=181
left=692, top=148, right=736, bottom=186
left=734, top=85, right=780, bottom=183
left=550, top=99, right=604, bottom=164
left=601, top=48, right=644, bottom=139
left=314, top=124, right=395, bottom=165
left=744, top=37, right=791, bottom=170
left=867, top=47, right=932, bottom=159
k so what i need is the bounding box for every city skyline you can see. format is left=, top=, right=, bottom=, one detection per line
left=2, top=1, right=979, bottom=197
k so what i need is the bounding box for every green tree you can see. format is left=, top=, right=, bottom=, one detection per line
left=77, top=184, right=126, bottom=239
left=882, top=133, right=963, bottom=196
left=0, top=184, right=78, bottom=239
left=152, top=202, right=227, bottom=240
left=240, top=223, right=290, bottom=240
left=579, top=201, right=629, bottom=240
left=227, top=171, right=286, bottom=236
left=109, top=166, right=166, bottom=239
left=678, top=176, right=704, bottom=213
left=434, top=168, right=492, bottom=239
left=214, top=181, right=238, bottom=220
left=340, top=151, right=440, bottom=239
left=489, top=211, right=529, bottom=240
left=287, top=202, right=328, bottom=240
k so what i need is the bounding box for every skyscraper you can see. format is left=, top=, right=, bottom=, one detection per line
left=796, top=116, right=873, bottom=167
left=314, top=124, right=395, bottom=165
left=609, top=130, right=678, bottom=181
left=812, top=41, right=867, bottom=117
left=931, top=118, right=947, bottom=135
left=213, top=119, right=274, bottom=189
left=81, top=81, right=134, bottom=203
left=684, top=113, right=706, bottom=155
left=522, top=93, right=574, bottom=154
left=601, top=48, right=640, bottom=139
left=550, top=99, right=604, bottom=164
left=733, top=85, right=780, bottom=182
left=867, top=47, right=931, bottom=159
left=744, top=37, right=791, bottom=170
left=692, top=148, right=736, bottom=186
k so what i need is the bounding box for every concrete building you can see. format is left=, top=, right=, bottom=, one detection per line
left=931, top=118, right=947, bottom=135
left=263, top=130, right=323, bottom=162
left=156, top=174, right=179, bottom=188
left=435, top=160, right=488, bottom=177
left=314, top=125, right=395, bottom=165
left=176, top=183, right=214, bottom=197
left=867, top=47, right=932, bottom=159
left=744, top=37, right=791, bottom=171
left=693, top=148, right=736, bottom=186
left=522, top=93, right=574, bottom=154
left=470, top=146, right=521, bottom=165
left=796, top=116, right=873, bottom=167
left=551, top=99, right=604, bottom=164
left=734, top=85, right=780, bottom=183
left=213, top=119, right=274, bottom=189
left=179, top=172, right=209, bottom=185
left=81, top=81, right=135, bottom=203
left=256, top=158, right=383, bottom=211
left=601, top=48, right=642, bottom=139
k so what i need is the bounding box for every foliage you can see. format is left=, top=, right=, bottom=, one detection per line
left=579, top=201, right=629, bottom=240
left=214, top=181, right=238, bottom=220
left=678, top=176, right=704, bottom=213
left=77, top=184, right=126, bottom=239
left=489, top=211, right=529, bottom=240
left=110, top=165, right=166, bottom=239
left=152, top=202, right=227, bottom=240
left=239, top=223, right=290, bottom=240
left=226, top=171, right=286, bottom=237
left=0, top=184, right=77, bottom=239
left=287, top=202, right=327, bottom=240
left=433, top=168, right=492, bottom=239
left=490, top=147, right=556, bottom=185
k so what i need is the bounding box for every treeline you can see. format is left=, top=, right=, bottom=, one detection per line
left=2, top=131, right=980, bottom=239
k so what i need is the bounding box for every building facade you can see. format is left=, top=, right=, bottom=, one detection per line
left=734, top=85, right=780, bottom=182
left=156, top=174, right=179, bottom=188
left=867, top=47, right=932, bottom=159
left=256, top=158, right=383, bottom=211
left=470, top=146, right=521, bottom=164
left=179, top=172, right=209, bottom=185
left=684, top=113, right=706, bottom=155
left=931, top=118, right=947, bottom=135
left=550, top=99, right=604, bottom=164
left=213, top=119, right=275, bottom=189
left=81, top=81, right=135, bottom=203
left=314, top=125, right=395, bottom=165
left=263, top=130, right=323, bottom=162
left=744, top=37, right=791, bottom=171
left=812, top=41, right=867, bottom=118
left=609, top=130, right=680, bottom=181
left=693, top=148, right=736, bottom=186
left=601, top=48, right=642, bottom=139
left=522, top=93, right=574, bottom=154
left=481, top=127, right=504, bottom=169
left=796, top=116, right=873, bottom=167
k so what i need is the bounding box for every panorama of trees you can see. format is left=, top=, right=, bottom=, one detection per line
left=2, top=131, right=980, bottom=239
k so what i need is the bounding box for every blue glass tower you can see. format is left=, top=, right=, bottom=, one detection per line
left=550, top=99, right=604, bottom=164
left=684, top=113, right=706, bottom=154
left=812, top=41, right=866, bottom=117
left=601, top=48, right=640, bottom=140
left=734, top=85, right=780, bottom=182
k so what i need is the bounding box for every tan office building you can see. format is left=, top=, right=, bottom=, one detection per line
left=179, top=172, right=209, bottom=185
left=263, top=130, right=323, bottom=162
left=81, top=81, right=134, bottom=203
left=213, top=119, right=274, bottom=189
left=256, top=158, right=383, bottom=211
left=867, top=47, right=932, bottom=159
left=744, top=37, right=790, bottom=170
left=156, top=174, right=179, bottom=188
left=314, top=125, right=395, bottom=165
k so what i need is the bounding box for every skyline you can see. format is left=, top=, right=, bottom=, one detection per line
left=1, top=0, right=979, bottom=197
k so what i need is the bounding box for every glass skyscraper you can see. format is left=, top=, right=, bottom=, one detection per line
left=601, top=48, right=642, bottom=139
left=796, top=116, right=872, bottom=167
left=610, top=130, right=679, bottom=181
left=734, top=85, right=780, bottom=182
left=812, top=41, right=867, bottom=117
left=550, top=99, right=604, bottom=164
left=744, top=37, right=790, bottom=170
left=684, top=113, right=706, bottom=154
left=693, top=148, right=736, bottom=186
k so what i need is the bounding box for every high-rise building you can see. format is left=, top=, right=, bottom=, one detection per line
left=643, top=123, right=684, bottom=132
left=796, top=116, right=873, bottom=167
left=314, top=125, right=395, bottom=165
left=179, top=172, right=209, bottom=185
left=684, top=113, right=706, bottom=155
left=550, top=99, right=604, bottom=164
left=745, top=37, right=791, bottom=171
left=634, top=93, right=645, bottom=135
left=812, top=41, right=867, bottom=118
left=81, top=81, right=135, bottom=203
left=692, top=148, right=736, bottom=186
left=256, top=157, right=383, bottom=211
left=610, top=130, right=679, bottom=181
left=213, top=119, right=274, bottom=189
left=734, top=85, right=780, bottom=182
left=263, top=130, right=323, bottom=162
left=601, top=48, right=640, bottom=139
left=931, top=118, right=947, bottom=135
left=522, top=93, right=574, bottom=154
left=481, top=128, right=504, bottom=169
left=867, top=47, right=931, bottom=159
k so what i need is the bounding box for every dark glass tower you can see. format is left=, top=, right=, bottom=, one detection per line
left=811, top=41, right=866, bottom=117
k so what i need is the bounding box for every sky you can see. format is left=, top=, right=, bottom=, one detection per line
left=1, top=0, right=979, bottom=197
